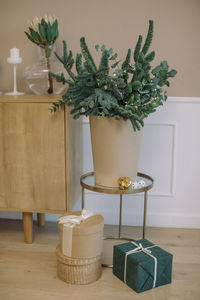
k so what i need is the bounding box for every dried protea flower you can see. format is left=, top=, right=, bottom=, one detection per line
left=25, top=15, right=58, bottom=48
left=44, top=15, right=56, bottom=25
left=27, top=16, right=41, bottom=33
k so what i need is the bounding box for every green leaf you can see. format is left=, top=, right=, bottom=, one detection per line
left=145, top=51, right=155, bottom=62
left=54, top=51, right=64, bottom=64
left=168, top=69, right=177, bottom=77
left=128, top=95, right=134, bottom=104
left=80, top=107, right=86, bottom=113
left=76, top=53, right=83, bottom=74
left=52, top=19, right=58, bottom=40
left=160, top=60, right=169, bottom=70
left=73, top=113, right=80, bottom=119
left=126, top=82, right=132, bottom=93
left=25, top=31, right=38, bottom=44
left=138, top=52, right=145, bottom=63
left=41, top=18, right=47, bottom=28
left=95, top=44, right=99, bottom=51
left=89, top=101, right=94, bottom=108
left=158, top=80, right=166, bottom=86
left=108, top=48, right=113, bottom=55
left=101, top=45, right=106, bottom=52
left=132, top=81, right=142, bottom=91
left=122, top=48, right=131, bottom=70
left=99, top=49, right=109, bottom=73
left=139, top=89, right=149, bottom=94
left=115, top=78, right=126, bottom=88
left=134, top=35, right=142, bottom=62
left=53, top=19, right=58, bottom=30
left=80, top=37, right=97, bottom=72
left=141, top=20, right=154, bottom=55
left=63, top=40, right=68, bottom=61
left=152, top=65, right=161, bottom=75
left=39, top=24, right=47, bottom=42
left=110, top=83, right=122, bottom=100
left=46, top=30, right=52, bottom=43
left=111, top=61, right=120, bottom=68
left=29, top=27, right=42, bottom=43
left=110, top=53, right=118, bottom=60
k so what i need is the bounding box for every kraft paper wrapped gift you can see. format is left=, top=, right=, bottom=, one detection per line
left=58, top=210, right=104, bottom=259
left=113, top=239, right=173, bottom=293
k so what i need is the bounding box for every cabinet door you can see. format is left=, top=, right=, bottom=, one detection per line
left=0, top=102, right=66, bottom=211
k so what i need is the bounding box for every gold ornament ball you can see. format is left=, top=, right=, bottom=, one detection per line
left=118, top=177, right=132, bottom=190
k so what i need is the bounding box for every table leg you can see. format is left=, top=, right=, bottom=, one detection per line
left=37, top=213, right=45, bottom=226
left=143, top=191, right=147, bottom=239
left=22, top=212, right=33, bottom=244
left=82, top=186, right=85, bottom=209
left=118, top=194, right=123, bottom=238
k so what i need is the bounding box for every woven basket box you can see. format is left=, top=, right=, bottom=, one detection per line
left=58, top=211, right=104, bottom=259
left=56, top=245, right=102, bottom=285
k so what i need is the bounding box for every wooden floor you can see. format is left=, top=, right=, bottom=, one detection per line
left=0, top=219, right=200, bottom=300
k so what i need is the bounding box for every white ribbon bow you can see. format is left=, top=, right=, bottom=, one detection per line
left=59, top=209, right=95, bottom=228
left=124, top=241, right=157, bottom=289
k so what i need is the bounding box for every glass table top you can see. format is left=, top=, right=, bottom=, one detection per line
left=80, top=172, right=153, bottom=194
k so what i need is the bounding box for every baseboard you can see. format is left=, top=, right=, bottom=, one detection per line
left=1, top=210, right=199, bottom=229
left=97, top=209, right=200, bottom=229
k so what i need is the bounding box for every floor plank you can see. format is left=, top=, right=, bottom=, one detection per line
left=0, top=219, right=200, bottom=300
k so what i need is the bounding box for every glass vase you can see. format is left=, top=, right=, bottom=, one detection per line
left=24, top=45, right=67, bottom=96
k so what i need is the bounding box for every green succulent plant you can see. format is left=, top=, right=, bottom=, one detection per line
left=51, top=20, right=177, bottom=131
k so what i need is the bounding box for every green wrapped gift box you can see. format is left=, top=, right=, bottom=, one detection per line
left=113, top=239, right=173, bottom=293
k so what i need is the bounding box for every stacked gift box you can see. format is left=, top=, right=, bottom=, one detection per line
left=56, top=209, right=104, bottom=284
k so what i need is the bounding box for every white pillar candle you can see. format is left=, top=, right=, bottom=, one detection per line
left=6, top=47, right=24, bottom=95
left=10, top=48, right=20, bottom=59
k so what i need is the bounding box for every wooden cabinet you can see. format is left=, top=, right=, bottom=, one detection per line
left=0, top=95, right=82, bottom=242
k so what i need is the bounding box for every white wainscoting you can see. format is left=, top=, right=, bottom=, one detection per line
left=1, top=97, right=200, bottom=228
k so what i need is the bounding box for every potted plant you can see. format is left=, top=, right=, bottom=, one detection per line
left=51, top=20, right=177, bottom=187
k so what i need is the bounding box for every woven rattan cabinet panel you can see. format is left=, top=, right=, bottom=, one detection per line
left=0, top=95, right=82, bottom=242
left=0, top=100, right=67, bottom=211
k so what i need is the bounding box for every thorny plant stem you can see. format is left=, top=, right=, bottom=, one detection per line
left=45, top=47, right=53, bottom=94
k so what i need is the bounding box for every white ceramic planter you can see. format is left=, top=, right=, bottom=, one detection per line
left=89, top=116, right=143, bottom=187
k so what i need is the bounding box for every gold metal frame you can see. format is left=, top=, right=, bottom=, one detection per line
left=80, top=172, right=154, bottom=267
left=80, top=172, right=153, bottom=195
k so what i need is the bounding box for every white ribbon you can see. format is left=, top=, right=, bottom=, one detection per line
left=124, top=241, right=157, bottom=289
left=59, top=209, right=95, bottom=257
left=59, top=209, right=95, bottom=227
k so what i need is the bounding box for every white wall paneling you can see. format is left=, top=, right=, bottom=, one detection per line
left=1, top=97, right=200, bottom=228
left=139, top=121, right=177, bottom=197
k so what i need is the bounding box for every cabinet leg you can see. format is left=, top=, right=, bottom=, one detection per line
left=22, top=212, right=33, bottom=244
left=37, top=213, right=45, bottom=226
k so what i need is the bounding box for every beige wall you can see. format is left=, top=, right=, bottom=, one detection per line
left=0, top=0, right=199, bottom=96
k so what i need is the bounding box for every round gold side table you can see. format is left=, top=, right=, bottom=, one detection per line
left=80, top=172, right=154, bottom=240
